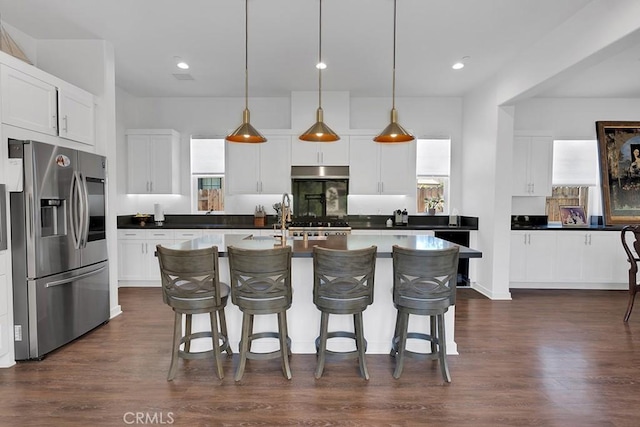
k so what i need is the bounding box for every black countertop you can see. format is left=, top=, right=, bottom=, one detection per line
left=117, top=214, right=479, bottom=231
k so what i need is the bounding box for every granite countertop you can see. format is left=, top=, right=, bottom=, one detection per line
left=167, top=233, right=483, bottom=259
left=117, top=214, right=479, bottom=231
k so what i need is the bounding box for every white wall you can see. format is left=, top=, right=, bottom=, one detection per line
left=116, top=92, right=464, bottom=216
left=512, top=97, right=640, bottom=215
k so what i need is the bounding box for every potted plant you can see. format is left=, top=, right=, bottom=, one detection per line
left=424, top=196, right=444, bottom=215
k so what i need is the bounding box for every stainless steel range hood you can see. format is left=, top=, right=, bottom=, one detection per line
left=291, top=166, right=349, bottom=179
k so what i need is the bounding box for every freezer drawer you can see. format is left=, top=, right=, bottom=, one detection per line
left=15, top=261, right=109, bottom=360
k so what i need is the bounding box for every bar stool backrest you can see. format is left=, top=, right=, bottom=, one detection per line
left=228, top=246, right=293, bottom=314
left=392, top=245, right=459, bottom=312
left=313, top=246, right=377, bottom=313
left=156, top=245, right=225, bottom=311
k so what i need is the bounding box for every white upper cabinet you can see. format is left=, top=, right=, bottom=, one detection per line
left=57, top=82, right=95, bottom=145
left=512, top=136, right=553, bottom=196
left=126, top=129, right=180, bottom=194
left=349, top=135, right=416, bottom=195
left=226, top=135, right=291, bottom=194
left=291, top=137, right=349, bottom=166
left=1, top=65, right=58, bottom=136
left=0, top=64, right=96, bottom=145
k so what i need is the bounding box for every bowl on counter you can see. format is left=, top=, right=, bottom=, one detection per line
left=132, top=214, right=152, bottom=226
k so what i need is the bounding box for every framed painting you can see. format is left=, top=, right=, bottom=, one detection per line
left=596, top=121, right=640, bottom=225
left=560, top=206, right=588, bottom=227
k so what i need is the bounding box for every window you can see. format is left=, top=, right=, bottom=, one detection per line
left=191, top=137, right=225, bottom=212
left=416, top=139, right=451, bottom=214
left=546, top=140, right=598, bottom=222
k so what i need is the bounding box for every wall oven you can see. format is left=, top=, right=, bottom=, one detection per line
left=291, top=166, right=349, bottom=218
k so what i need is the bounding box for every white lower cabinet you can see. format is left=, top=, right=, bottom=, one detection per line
left=510, top=230, right=627, bottom=287
left=510, top=231, right=556, bottom=282
left=118, top=229, right=253, bottom=283
left=117, top=229, right=175, bottom=282
left=555, top=231, right=626, bottom=283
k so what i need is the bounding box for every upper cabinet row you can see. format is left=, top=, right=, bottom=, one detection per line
left=225, top=135, right=416, bottom=196
left=0, top=64, right=95, bottom=146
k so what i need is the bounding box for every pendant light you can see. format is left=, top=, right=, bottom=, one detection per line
left=374, top=0, right=414, bottom=143
left=299, top=0, right=340, bottom=142
left=226, top=0, right=266, bottom=143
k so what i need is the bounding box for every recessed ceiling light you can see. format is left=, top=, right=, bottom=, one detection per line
left=316, top=62, right=327, bottom=70
left=174, top=56, right=190, bottom=70
left=452, top=56, right=470, bottom=70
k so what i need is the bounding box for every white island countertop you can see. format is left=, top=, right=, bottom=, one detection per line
left=167, top=233, right=482, bottom=258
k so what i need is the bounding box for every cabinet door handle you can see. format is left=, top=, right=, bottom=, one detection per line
left=584, top=234, right=588, bottom=245
left=141, top=243, right=145, bottom=254
left=150, top=181, right=153, bottom=192
left=380, top=182, right=384, bottom=193
left=588, top=234, right=592, bottom=245
left=63, top=115, right=68, bottom=132
left=320, top=151, right=324, bottom=164
left=52, top=115, right=57, bottom=129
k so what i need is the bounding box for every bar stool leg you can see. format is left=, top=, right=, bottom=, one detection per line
left=315, top=312, right=330, bottom=379
left=437, top=314, right=451, bottom=383
left=278, top=312, right=292, bottom=380
left=393, top=311, right=409, bottom=379
left=184, top=314, right=192, bottom=353
left=430, top=315, right=437, bottom=354
left=168, top=312, right=182, bottom=381
left=235, top=312, right=253, bottom=382
left=390, top=312, right=400, bottom=356
left=208, top=311, right=224, bottom=379
left=218, top=307, right=232, bottom=356
left=354, top=313, right=369, bottom=380
left=248, top=314, right=255, bottom=352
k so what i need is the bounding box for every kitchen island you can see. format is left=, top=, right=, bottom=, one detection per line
left=164, top=234, right=482, bottom=355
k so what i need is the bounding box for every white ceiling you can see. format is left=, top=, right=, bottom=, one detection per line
left=0, top=0, right=637, bottom=99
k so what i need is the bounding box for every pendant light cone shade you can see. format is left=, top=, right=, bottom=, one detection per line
left=299, top=0, right=340, bottom=142
left=226, top=108, right=266, bottom=143
left=374, top=0, right=414, bottom=144
left=226, top=0, right=266, bottom=143
left=300, top=107, right=340, bottom=142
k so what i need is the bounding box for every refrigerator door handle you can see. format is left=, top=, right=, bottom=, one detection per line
left=70, top=172, right=83, bottom=249
left=44, top=265, right=107, bottom=288
left=79, top=172, right=90, bottom=247
left=26, top=193, right=34, bottom=240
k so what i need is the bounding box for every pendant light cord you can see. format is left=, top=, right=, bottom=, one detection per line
left=392, top=0, right=397, bottom=110
left=244, top=0, right=249, bottom=111
left=318, top=0, right=323, bottom=110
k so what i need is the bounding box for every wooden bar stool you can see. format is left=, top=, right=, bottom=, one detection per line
left=227, top=246, right=293, bottom=381
left=156, top=245, right=232, bottom=381
left=312, top=245, right=377, bottom=380
left=390, top=245, right=459, bottom=382
left=621, top=225, right=640, bottom=322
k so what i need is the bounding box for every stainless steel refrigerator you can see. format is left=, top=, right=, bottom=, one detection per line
left=9, top=139, right=109, bottom=360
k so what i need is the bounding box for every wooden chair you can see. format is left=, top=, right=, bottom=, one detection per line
left=312, top=245, right=377, bottom=380
left=390, top=245, right=459, bottom=382
left=156, top=245, right=232, bottom=381
left=621, top=225, right=640, bottom=322
left=227, top=245, right=293, bottom=381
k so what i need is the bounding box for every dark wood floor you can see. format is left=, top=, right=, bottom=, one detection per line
left=1, top=287, right=639, bottom=426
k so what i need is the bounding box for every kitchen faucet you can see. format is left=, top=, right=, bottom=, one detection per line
left=281, top=193, right=291, bottom=237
